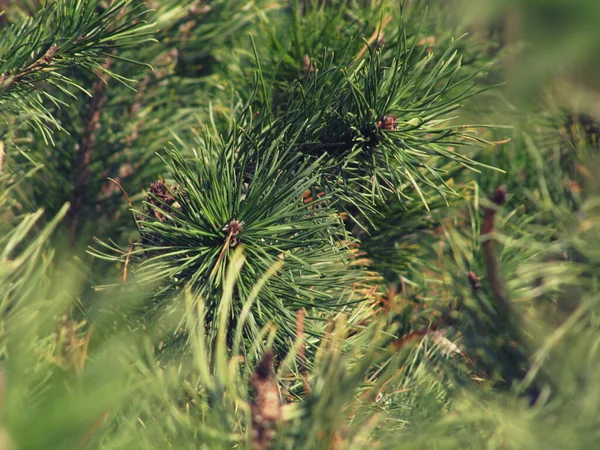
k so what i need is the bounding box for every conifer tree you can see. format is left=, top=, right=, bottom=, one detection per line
left=1, top=1, right=599, bottom=449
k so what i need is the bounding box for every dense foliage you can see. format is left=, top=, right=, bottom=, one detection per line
left=1, top=0, right=599, bottom=449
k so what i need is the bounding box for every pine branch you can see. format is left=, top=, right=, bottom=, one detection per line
left=251, top=34, right=501, bottom=220
left=0, top=0, right=155, bottom=140
left=90, top=136, right=373, bottom=353
left=67, top=58, right=112, bottom=238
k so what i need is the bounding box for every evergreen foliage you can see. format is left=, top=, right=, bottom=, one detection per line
left=1, top=0, right=599, bottom=449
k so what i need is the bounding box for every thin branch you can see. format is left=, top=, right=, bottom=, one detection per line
left=295, top=308, right=310, bottom=397
left=352, top=15, right=392, bottom=66
left=210, top=219, right=244, bottom=279
left=121, top=239, right=136, bottom=285
left=210, top=230, right=234, bottom=279
left=67, top=59, right=113, bottom=238
left=481, top=186, right=515, bottom=317
left=106, top=177, right=132, bottom=208
left=74, top=410, right=110, bottom=450
left=19, top=44, right=58, bottom=80
left=0, top=44, right=59, bottom=88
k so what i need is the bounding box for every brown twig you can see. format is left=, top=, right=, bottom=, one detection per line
left=210, top=230, right=234, bottom=279
left=121, top=239, right=136, bottom=285
left=481, top=187, right=546, bottom=404
left=481, top=186, right=514, bottom=317
left=0, top=44, right=59, bottom=88
left=75, top=325, right=94, bottom=373
left=67, top=58, right=113, bottom=238
left=295, top=308, right=310, bottom=397
left=210, top=219, right=244, bottom=279
left=352, top=15, right=392, bottom=66
left=74, top=410, right=110, bottom=450
left=391, top=329, right=430, bottom=351
left=106, top=177, right=132, bottom=208
left=250, top=351, right=281, bottom=450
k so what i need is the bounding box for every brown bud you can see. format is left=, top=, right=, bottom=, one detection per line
left=490, top=186, right=507, bottom=206
left=466, top=271, right=481, bottom=291
left=302, top=55, right=314, bottom=74
left=377, top=114, right=397, bottom=131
